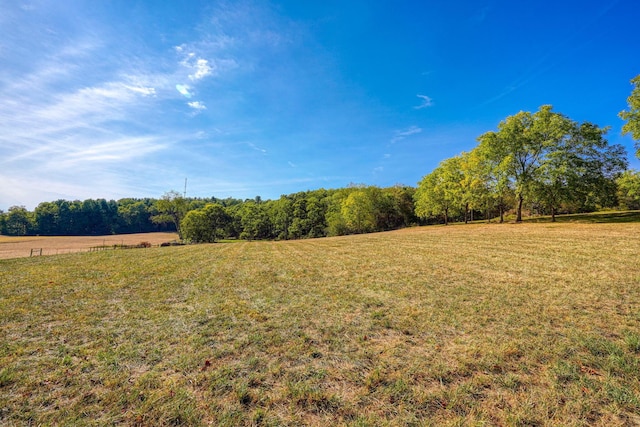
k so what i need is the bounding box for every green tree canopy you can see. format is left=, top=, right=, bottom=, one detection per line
left=414, top=157, right=464, bottom=225
left=5, top=206, right=34, bottom=236
left=531, top=122, right=626, bottom=220
left=341, top=188, right=377, bottom=234
left=181, top=203, right=230, bottom=243
left=617, top=170, right=640, bottom=210
left=151, top=191, right=189, bottom=239
left=620, top=74, right=640, bottom=158
left=478, top=105, right=575, bottom=222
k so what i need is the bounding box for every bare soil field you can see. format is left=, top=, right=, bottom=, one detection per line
left=0, top=232, right=179, bottom=259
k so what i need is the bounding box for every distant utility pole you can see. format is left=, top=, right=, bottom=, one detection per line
left=183, top=178, right=188, bottom=198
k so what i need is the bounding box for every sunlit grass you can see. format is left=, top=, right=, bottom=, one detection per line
left=2, top=222, right=640, bottom=425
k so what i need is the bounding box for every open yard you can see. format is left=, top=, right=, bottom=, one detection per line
left=1, top=222, right=640, bottom=425
left=0, top=232, right=179, bottom=260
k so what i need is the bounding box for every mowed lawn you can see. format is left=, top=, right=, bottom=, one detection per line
left=1, top=223, right=640, bottom=426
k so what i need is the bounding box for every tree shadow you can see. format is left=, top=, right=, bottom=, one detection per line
left=525, top=211, right=640, bottom=224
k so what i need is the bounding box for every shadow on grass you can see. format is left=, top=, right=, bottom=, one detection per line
left=525, top=210, right=640, bottom=224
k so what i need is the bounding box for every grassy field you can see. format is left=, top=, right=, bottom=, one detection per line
left=2, top=222, right=640, bottom=426
left=0, top=232, right=179, bottom=260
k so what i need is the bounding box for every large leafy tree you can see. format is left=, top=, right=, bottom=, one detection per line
left=620, top=74, right=640, bottom=158
left=34, top=202, right=60, bottom=235
left=617, top=170, right=640, bottom=210
left=478, top=105, right=574, bottom=222
left=341, top=188, right=376, bottom=234
left=5, top=206, right=34, bottom=236
left=455, top=150, right=496, bottom=223
left=473, top=144, right=514, bottom=223
left=305, top=195, right=327, bottom=238
left=268, top=196, right=294, bottom=240
left=325, top=189, right=351, bottom=236
left=117, top=199, right=155, bottom=233
left=530, top=122, right=626, bottom=219
left=386, top=185, right=417, bottom=228
left=480, top=107, right=626, bottom=222
left=414, top=157, right=463, bottom=225
left=565, top=123, right=626, bottom=211
left=152, top=191, right=189, bottom=239
left=238, top=201, right=272, bottom=240
left=181, top=203, right=230, bottom=243
left=289, top=195, right=310, bottom=238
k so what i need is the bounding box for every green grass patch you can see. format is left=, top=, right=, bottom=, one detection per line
left=2, top=222, right=640, bottom=425
left=524, top=210, right=640, bottom=224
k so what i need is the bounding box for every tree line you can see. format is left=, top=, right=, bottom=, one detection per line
left=3, top=168, right=640, bottom=240
left=415, top=105, right=628, bottom=224
left=0, top=187, right=418, bottom=239
left=3, top=75, right=640, bottom=239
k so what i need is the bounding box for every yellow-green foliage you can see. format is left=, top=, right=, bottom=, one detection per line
left=2, top=222, right=640, bottom=425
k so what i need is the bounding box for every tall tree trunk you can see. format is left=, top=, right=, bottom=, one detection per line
left=551, top=206, right=556, bottom=222
left=516, top=194, right=524, bottom=222
left=444, top=208, right=449, bottom=226
left=499, top=205, right=504, bottom=223
left=464, top=203, right=469, bottom=224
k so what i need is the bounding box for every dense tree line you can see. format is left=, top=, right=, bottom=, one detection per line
left=0, top=198, right=164, bottom=236
left=0, top=196, right=239, bottom=237
left=180, top=186, right=418, bottom=242
left=3, top=171, right=640, bottom=239
left=0, top=186, right=418, bottom=239
left=4, top=76, right=640, bottom=239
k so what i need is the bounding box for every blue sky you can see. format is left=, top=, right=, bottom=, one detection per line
left=1, top=0, right=639, bottom=210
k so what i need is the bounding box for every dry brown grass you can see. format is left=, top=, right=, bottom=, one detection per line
left=0, top=232, right=179, bottom=259
left=1, top=221, right=640, bottom=425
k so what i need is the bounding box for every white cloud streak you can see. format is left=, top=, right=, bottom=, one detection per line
left=414, top=94, right=434, bottom=109
left=248, top=142, right=267, bottom=154
left=0, top=33, right=181, bottom=208
left=391, top=126, right=422, bottom=144
left=125, top=84, right=156, bottom=96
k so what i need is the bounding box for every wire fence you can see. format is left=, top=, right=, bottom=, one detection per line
left=21, top=241, right=185, bottom=259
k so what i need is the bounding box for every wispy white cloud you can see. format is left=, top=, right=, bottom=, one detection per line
left=391, top=126, right=422, bottom=144
left=176, top=46, right=238, bottom=82
left=188, top=101, right=207, bottom=110
left=190, top=58, right=212, bottom=80
left=414, top=94, right=434, bottom=109
left=125, top=84, right=156, bottom=96
left=0, top=26, right=186, bottom=208
left=398, top=126, right=422, bottom=137
left=56, top=137, right=166, bottom=167
left=0, top=0, right=351, bottom=209
left=248, top=142, right=267, bottom=154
